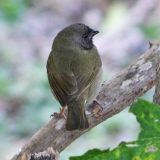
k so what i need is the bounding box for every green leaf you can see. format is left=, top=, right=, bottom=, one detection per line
left=70, top=140, right=160, bottom=160
left=70, top=99, right=160, bottom=160
left=130, top=99, right=160, bottom=139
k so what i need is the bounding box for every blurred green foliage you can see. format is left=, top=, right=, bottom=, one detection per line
left=70, top=99, right=160, bottom=159
left=139, top=24, right=160, bottom=39
left=0, top=53, right=59, bottom=137
left=0, top=0, right=28, bottom=21
left=0, top=0, right=159, bottom=159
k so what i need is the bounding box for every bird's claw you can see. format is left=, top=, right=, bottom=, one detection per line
left=50, top=107, right=67, bottom=119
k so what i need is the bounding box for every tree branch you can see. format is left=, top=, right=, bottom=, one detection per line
left=153, top=43, right=160, bottom=104
left=17, top=147, right=59, bottom=160
left=11, top=43, right=160, bottom=160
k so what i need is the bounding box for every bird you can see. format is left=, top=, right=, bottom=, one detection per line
left=47, top=23, right=102, bottom=131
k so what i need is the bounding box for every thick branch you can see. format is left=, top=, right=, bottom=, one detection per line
left=153, top=46, right=160, bottom=104
left=11, top=43, right=160, bottom=160
left=18, top=148, right=59, bottom=160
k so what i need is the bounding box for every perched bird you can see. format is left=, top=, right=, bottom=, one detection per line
left=47, top=23, right=102, bottom=131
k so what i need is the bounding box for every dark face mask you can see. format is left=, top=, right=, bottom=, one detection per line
left=81, top=28, right=99, bottom=50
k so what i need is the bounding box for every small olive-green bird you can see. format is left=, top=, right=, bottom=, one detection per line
left=47, top=23, right=102, bottom=131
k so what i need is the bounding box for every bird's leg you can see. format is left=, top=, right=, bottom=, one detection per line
left=50, top=106, right=67, bottom=119
left=88, top=100, right=103, bottom=118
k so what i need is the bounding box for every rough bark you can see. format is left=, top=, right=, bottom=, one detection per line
left=17, top=147, right=59, bottom=160
left=11, top=43, right=160, bottom=160
left=153, top=44, right=160, bottom=104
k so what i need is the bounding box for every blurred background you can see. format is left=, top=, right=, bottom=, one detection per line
left=0, top=0, right=160, bottom=159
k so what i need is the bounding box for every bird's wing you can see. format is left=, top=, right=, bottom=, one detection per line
left=47, top=54, right=78, bottom=106
left=76, top=63, right=100, bottom=95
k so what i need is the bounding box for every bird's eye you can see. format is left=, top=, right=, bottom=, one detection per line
left=83, top=27, right=93, bottom=39
left=83, top=34, right=88, bottom=39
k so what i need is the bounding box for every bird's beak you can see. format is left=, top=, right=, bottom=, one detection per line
left=92, top=30, right=99, bottom=35
left=89, top=30, right=99, bottom=39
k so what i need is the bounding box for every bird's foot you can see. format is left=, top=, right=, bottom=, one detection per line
left=88, top=100, right=103, bottom=118
left=50, top=107, right=67, bottom=119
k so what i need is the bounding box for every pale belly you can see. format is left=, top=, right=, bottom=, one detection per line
left=85, top=67, right=103, bottom=106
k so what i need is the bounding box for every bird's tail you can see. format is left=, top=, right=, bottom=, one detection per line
left=66, top=99, right=89, bottom=131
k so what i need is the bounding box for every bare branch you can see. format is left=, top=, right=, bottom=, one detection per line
left=11, top=43, right=160, bottom=160
left=29, top=147, right=59, bottom=160
left=153, top=45, right=160, bottom=104
left=15, top=148, right=59, bottom=160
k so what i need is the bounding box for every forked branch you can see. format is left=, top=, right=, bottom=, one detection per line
left=11, top=43, right=160, bottom=160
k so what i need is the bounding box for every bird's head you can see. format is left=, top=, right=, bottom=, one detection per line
left=54, top=23, right=99, bottom=50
